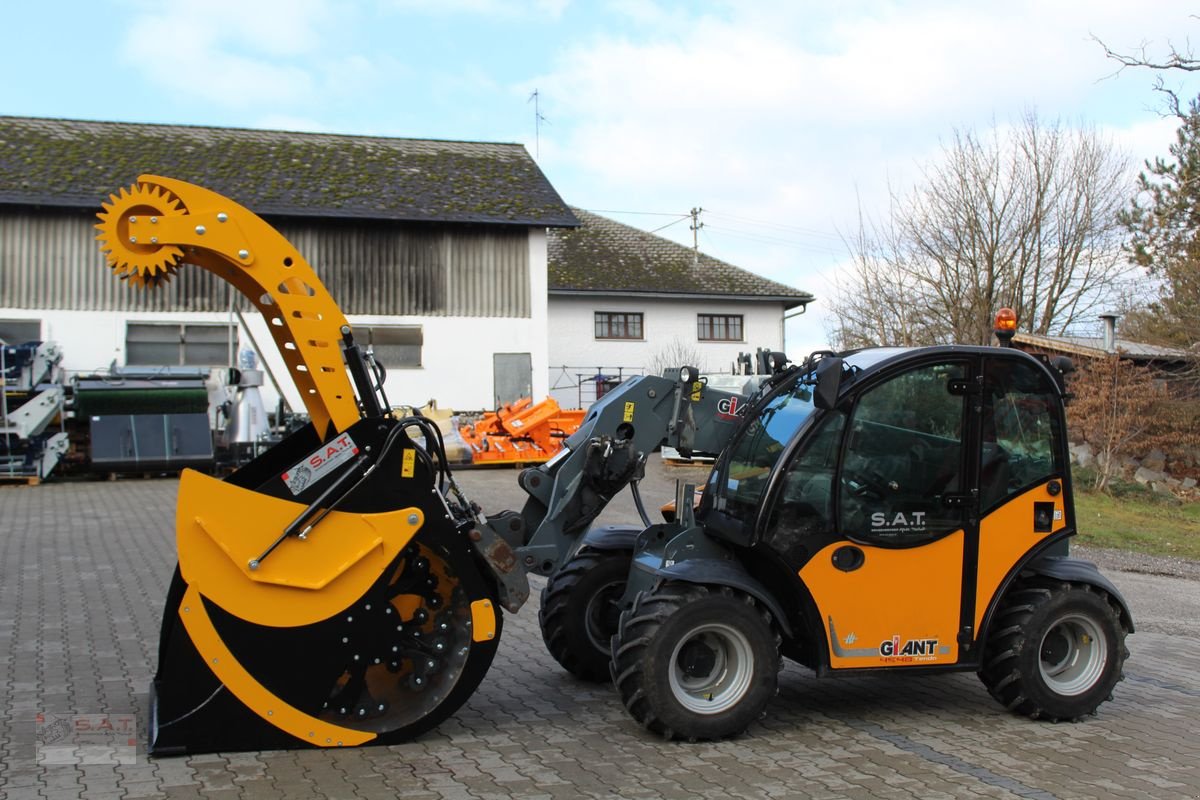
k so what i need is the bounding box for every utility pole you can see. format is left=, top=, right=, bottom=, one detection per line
left=689, top=207, right=704, bottom=263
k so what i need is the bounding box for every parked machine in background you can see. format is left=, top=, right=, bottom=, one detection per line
left=92, top=176, right=1132, bottom=756
left=73, top=368, right=214, bottom=474
left=0, top=339, right=68, bottom=481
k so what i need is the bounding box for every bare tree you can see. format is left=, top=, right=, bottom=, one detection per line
left=1094, top=25, right=1200, bottom=74
left=828, top=114, right=1132, bottom=347
left=646, top=337, right=706, bottom=377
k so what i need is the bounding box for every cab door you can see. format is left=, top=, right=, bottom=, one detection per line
left=794, top=359, right=976, bottom=670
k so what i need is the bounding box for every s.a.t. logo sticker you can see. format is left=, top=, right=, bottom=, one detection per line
left=282, top=434, right=359, bottom=495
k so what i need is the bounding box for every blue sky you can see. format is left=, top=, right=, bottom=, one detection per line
left=4, top=0, right=1199, bottom=353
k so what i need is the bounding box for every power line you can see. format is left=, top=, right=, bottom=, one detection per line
left=647, top=215, right=690, bottom=234
left=584, top=208, right=691, bottom=217
left=704, top=224, right=845, bottom=255
left=705, top=209, right=843, bottom=241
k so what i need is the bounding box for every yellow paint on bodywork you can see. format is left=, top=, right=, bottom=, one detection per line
left=470, top=599, right=496, bottom=642
left=178, top=585, right=375, bottom=747
left=975, top=481, right=1064, bottom=631
left=176, top=469, right=422, bottom=628
left=801, top=532, right=964, bottom=668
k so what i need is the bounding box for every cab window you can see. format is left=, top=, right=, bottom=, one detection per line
left=980, top=358, right=1064, bottom=510
left=839, top=362, right=966, bottom=545
left=762, top=411, right=845, bottom=562
left=721, top=380, right=817, bottom=521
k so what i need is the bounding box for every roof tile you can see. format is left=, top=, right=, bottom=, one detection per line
left=548, top=208, right=812, bottom=305
left=0, top=116, right=578, bottom=227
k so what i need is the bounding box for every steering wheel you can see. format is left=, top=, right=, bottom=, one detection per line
left=844, top=469, right=892, bottom=499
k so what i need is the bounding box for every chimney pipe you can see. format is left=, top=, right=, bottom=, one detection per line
left=1099, top=313, right=1118, bottom=353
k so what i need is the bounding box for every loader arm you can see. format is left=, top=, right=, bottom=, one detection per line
left=481, top=368, right=780, bottom=594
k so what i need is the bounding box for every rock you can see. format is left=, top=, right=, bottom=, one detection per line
left=1070, top=442, right=1095, bottom=468
left=1184, top=477, right=1198, bottom=490
left=1166, top=477, right=1182, bottom=489
left=1142, top=448, right=1168, bottom=472
left=1134, top=466, right=1167, bottom=485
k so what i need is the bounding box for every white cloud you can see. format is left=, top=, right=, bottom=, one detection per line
left=532, top=1, right=1199, bottom=291
left=119, top=0, right=341, bottom=108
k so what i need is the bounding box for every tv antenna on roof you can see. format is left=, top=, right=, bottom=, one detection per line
left=528, top=89, right=549, bottom=160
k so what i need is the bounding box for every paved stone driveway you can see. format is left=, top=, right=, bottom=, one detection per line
left=1, top=471, right=1198, bottom=800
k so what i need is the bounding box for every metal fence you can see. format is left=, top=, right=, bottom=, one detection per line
left=548, top=365, right=647, bottom=408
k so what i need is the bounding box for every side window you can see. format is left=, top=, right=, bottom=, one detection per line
left=839, top=362, right=966, bottom=545
left=980, top=358, right=1064, bottom=509
left=763, top=412, right=845, bottom=561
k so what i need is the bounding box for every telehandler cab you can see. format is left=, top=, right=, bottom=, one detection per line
left=94, top=177, right=1131, bottom=754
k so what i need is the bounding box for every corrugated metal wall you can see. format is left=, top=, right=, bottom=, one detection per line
left=0, top=210, right=531, bottom=317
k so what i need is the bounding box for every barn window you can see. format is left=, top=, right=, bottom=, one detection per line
left=595, top=312, right=643, bottom=340
left=698, top=314, right=743, bottom=342
left=126, top=322, right=236, bottom=367
left=358, top=325, right=423, bottom=368
left=0, top=319, right=42, bottom=344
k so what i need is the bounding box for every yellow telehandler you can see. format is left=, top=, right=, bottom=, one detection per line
left=94, top=177, right=1131, bottom=754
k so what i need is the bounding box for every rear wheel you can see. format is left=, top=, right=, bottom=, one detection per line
left=980, top=580, right=1128, bottom=722
left=611, top=583, right=780, bottom=740
left=539, top=548, right=631, bottom=681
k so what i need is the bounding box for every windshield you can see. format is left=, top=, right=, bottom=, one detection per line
left=720, top=378, right=817, bottom=521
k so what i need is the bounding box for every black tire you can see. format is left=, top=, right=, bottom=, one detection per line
left=539, top=548, right=631, bottom=681
left=980, top=579, right=1129, bottom=722
left=610, top=582, right=780, bottom=740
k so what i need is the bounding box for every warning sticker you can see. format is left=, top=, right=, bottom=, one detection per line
left=282, top=433, right=359, bottom=495
left=623, top=402, right=635, bottom=422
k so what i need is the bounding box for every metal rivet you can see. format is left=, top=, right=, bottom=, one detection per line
left=267, top=710, right=273, bottom=716
left=195, top=225, right=206, bottom=235
left=129, top=237, right=137, bottom=243
left=217, top=212, right=228, bottom=223
left=150, top=237, right=158, bottom=244
left=408, top=514, right=419, bottom=525
left=365, top=604, right=371, bottom=611
left=238, top=249, right=250, bottom=260
left=342, top=637, right=349, bottom=643
left=150, top=216, right=157, bottom=223
left=129, top=216, right=138, bottom=223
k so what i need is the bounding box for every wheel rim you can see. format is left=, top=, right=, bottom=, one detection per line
left=583, top=580, right=625, bottom=653
left=668, top=623, right=754, bottom=714
left=1038, top=613, right=1108, bottom=696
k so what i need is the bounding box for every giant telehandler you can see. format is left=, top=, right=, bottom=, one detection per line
left=95, top=177, right=1132, bottom=754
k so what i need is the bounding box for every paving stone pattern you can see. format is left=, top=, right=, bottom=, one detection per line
left=1, top=476, right=1198, bottom=800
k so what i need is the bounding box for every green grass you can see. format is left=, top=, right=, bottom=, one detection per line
left=1074, top=486, right=1200, bottom=560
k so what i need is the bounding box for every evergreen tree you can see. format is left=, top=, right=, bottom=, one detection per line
left=1120, top=94, right=1200, bottom=348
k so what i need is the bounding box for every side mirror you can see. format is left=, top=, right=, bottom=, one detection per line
left=813, top=357, right=843, bottom=410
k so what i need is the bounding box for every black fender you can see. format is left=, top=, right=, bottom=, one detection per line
left=653, top=557, right=794, bottom=637
left=1024, top=555, right=1135, bottom=632
left=580, top=525, right=640, bottom=552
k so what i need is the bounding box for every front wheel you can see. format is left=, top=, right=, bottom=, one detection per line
left=539, top=548, right=631, bottom=681
left=611, top=583, right=780, bottom=740
left=980, top=579, right=1128, bottom=722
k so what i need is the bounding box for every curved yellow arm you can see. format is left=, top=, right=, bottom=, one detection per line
left=96, top=174, right=361, bottom=436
